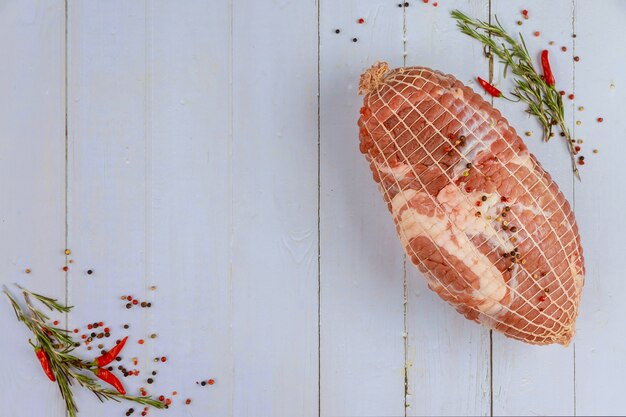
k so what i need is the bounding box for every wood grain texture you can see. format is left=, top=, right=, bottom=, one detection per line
left=574, top=1, right=626, bottom=415
left=0, top=2, right=67, bottom=416
left=320, top=1, right=406, bottom=416
left=231, top=0, right=319, bottom=415
left=490, top=1, right=576, bottom=415
left=67, top=1, right=152, bottom=414
left=403, top=2, right=491, bottom=415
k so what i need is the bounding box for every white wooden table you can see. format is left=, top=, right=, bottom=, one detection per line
left=0, top=1, right=622, bottom=416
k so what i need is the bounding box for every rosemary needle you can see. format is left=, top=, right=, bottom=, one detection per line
left=451, top=10, right=580, bottom=180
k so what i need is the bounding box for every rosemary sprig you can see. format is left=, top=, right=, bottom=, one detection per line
left=451, top=10, right=580, bottom=180
left=3, top=286, right=165, bottom=417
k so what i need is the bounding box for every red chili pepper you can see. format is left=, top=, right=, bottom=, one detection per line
left=35, top=348, right=56, bottom=382
left=541, top=50, right=555, bottom=87
left=95, top=336, right=128, bottom=367
left=96, top=368, right=126, bottom=394
left=476, top=77, right=502, bottom=97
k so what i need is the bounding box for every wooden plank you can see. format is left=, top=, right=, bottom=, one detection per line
left=490, top=1, right=575, bottom=415
left=231, top=0, right=319, bottom=415
left=0, top=2, right=67, bottom=416
left=319, top=2, right=406, bottom=416
left=574, top=1, right=626, bottom=415
left=147, top=1, right=233, bottom=415
left=67, top=1, right=234, bottom=415
left=403, top=1, right=492, bottom=415
left=66, top=1, right=151, bottom=414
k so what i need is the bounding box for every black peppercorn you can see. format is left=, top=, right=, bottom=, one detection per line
left=335, top=29, right=340, bottom=34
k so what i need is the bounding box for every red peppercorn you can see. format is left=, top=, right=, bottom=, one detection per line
left=138, top=339, right=144, bottom=345
left=81, top=335, right=87, bottom=339
left=475, top=201, right=482, bottom=207
left=208, top=379, right=215, bottom=385
left=533, top=31, right=540, bottom=37
left=559, top=90, right=565, bottom=96
left=159, top=395, right=165, bottom=401
left=132, top=299, right=138, bottom=305
left=104, top=327, right=110, bottom=333
left=127, top=296, right=132, bottom=301
left=597, top=117, right=604, bottom=123
left=186, top=399, right=192, bottom=405
left=521, top=9, right=528, bottom=16
left=539, top=295, right=547, bottom=302
left=357, top=18, right=364, bottom=24
left=433, top=2, right=438, bottom=6
left=568, top=94, right=575, bottom=100
left=73, top=329, right=79, bottom=333
left=161, top=357, right=167, bottom=362
left=62, top=266, right=69, bottom=272
left=561, top=46, right=567, bottom=52
left=465, top=187, right=472, bottom=193
left=574, top=146, right=581, bottom=153
left=88, top=324, right=93, bottom=329
left=53, top=320, right=59, bottom=326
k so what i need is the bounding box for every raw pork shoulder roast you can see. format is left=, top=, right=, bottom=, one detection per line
left=357, top=62, right=585, bottom=345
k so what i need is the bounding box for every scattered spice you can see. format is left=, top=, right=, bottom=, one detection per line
left=357, top=18, right=364, bottom=24
left=561, top=46, right=567, bottom=52
left=574, top=56, right=580, bottom=62
left=352, top=38, right=358, bottom=43
left=451, top=11, right=581, bottom=177
left=533, top=31, right=540, bottom=37
left=87, top=269, right=93, bottom=275
left=25, top=268, right=31, bottom=274
left=3, top=287, right=164, bottom=416
left=597, top=117, right=604, bottom=123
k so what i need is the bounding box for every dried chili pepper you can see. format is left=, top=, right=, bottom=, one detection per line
left=35, top=347, right=56, bottom=382
left=541, top=50, right=555, bottom=86
left=476, top=77, right=502, bottom=97
left=95, top=336, right=128, bottom=367
left=96, top=368, right=126, bottom=394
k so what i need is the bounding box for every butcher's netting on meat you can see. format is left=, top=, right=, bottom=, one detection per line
left=357, top=62, right=584, bottom=345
